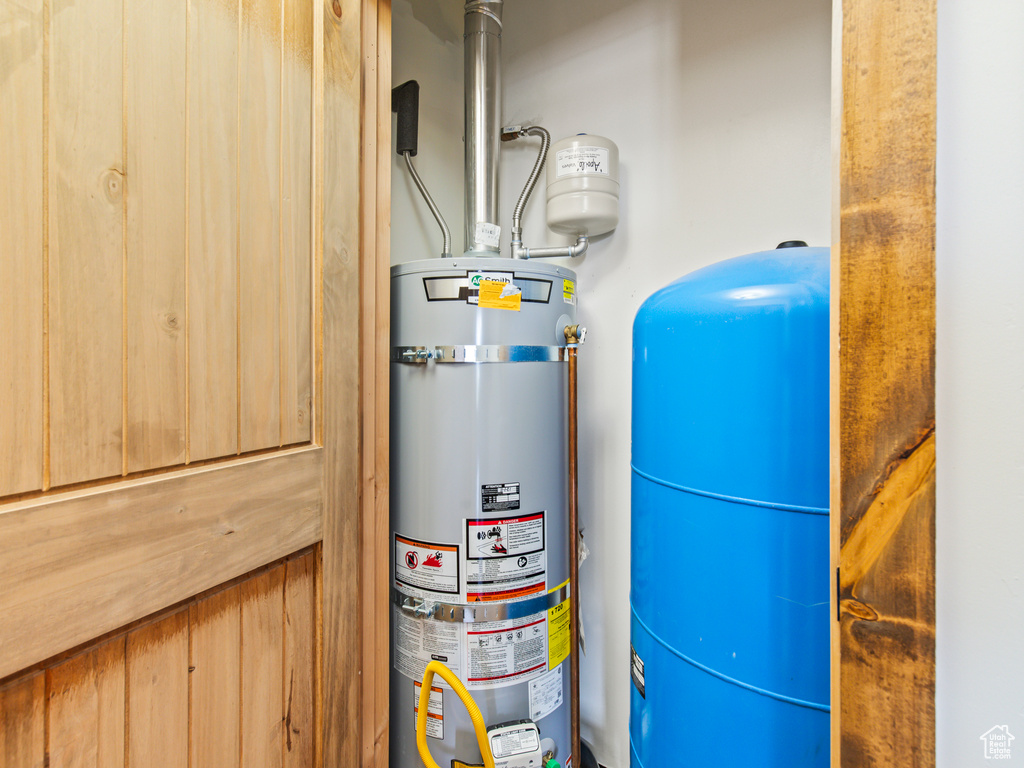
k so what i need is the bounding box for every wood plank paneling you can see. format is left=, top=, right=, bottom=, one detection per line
left=127, top=611, right=189, bottom=768
left=321, top=0, right=363, bottom=762
left=47, top=0, right=124, bottom=488
left=189, top=585, right=241, bottom=768
left=372, top=7, right=391, bottom=765
left=241, top=566, right=284, bottom=768
left=0, top=0, right=44, bottom=498
left=0, top=674, right=44, bottom=768
left=1, top=553, right=317, bottom=768
left=283, top=553, right=314, bottom=767
left=48, top=638, right=126, bottom=768
left=238, top=0, right=282, bottom=453
left=125, top=0, right=187, bottom=473
left=833, top=0, right=937, bottom=765
left=186, top=0, right=240, bottom=463
left=358, top=1, right=390, bottom=764
left=280, top=0, right=314, bottom=447
left=0, top=447, right=322, bottom=679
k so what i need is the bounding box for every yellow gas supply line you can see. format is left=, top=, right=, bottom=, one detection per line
left=416, top=661, right=496, bottom=768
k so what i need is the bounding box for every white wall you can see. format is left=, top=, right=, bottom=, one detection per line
left=391, top=0, right=464, bottom=264
left=936, top=1, right=1024, bottom=765
left=392, top=2, right=832, bottom=765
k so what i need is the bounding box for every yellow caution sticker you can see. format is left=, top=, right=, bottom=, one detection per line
left=547, top=579, right=571, bottom=669
left=478, top=279, right=522, bottom=311
left=562, top=279, right=576, bottom=306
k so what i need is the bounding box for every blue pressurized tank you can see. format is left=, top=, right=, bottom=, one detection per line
left=629, top=244, right=830, bottom=767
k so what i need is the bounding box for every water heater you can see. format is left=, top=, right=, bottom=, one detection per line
left=390, top=257, right=577, bottom=767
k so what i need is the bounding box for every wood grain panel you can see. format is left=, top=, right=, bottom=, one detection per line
left=283, top=553, right=314, bottom=767
left=0, top=674, right=44, bottom=768
left=833, top=0, right=937, bottom=765
left=189, top=585, right=241, bottom=768
left=372, top=7, right=391, bottom=764
left=0, top=0, right=44, bottom=497
left=48, top=638, right=125, bottom=768
left=47, top=0, right=124, bottom=487
left=238, top=0, right=282, bottom=453
left=0, top=447, right=322, bottom=679
left=321, top=0, right=363, bottom=760
left=358, top=0, right=390, bottom=763
left=127, top=611, right=188, bottom=768
left=186, top=0, right=240, bottom=463
left=241, top=566, right=284, bottom=768
left=125, top=0, right=187, bottom=473
left=280, top=0, right=314, bottom=447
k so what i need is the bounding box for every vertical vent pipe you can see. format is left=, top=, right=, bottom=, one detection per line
left=463, top=0, right=502, bottom=255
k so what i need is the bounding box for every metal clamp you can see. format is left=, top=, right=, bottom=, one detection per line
left=392, top=582, right=569, bottom=624
left=393, top=345, right=568, bottom=364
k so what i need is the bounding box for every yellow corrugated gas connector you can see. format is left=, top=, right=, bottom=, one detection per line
left=416, top=660, right=496, bottom=768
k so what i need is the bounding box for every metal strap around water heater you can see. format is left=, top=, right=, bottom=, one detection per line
left=393, top=344, right=568, bottom=364
left=392, top=582, right=569, bottom=623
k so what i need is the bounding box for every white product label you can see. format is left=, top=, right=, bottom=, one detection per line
left=555, top=146, right=610, bottom=178
left=490, top=725, right=540, bottom=759
left=475, top=221, right=502, bottom=248
left=393, top=604, right=463, bottom=683
left=413, top=681, right=444, bottom=740
left=465, top=513, right=546, bottom=604
left=468, top=271, right=513, bottom=305
left=394, top=534, right=460, bottom=596
left=528, top=664, right=564, bottom=722
left=465, top=611, right=548, bottom=690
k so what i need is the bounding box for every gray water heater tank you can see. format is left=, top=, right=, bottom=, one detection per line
left=390, top=256, right=577, bottom=768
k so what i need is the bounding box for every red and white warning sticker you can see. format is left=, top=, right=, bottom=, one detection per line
left=466, top=513, right=544, bottom=559
left=413, top=681, right=444, bottom=740
left=394, top=534, right=460, bottom=595
left=465, top=513, right=547, bottom=603
left=464, top=611, right=548, bottom=690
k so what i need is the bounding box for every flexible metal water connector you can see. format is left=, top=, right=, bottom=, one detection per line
left=508, top=125, right=551, bottom=256
left=504, top=125, right=587, bottom=259
left=403, top=151, right=452, bottom=258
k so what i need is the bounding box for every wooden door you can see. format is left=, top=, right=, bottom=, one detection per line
left=0, top=0, right=389, bottom=763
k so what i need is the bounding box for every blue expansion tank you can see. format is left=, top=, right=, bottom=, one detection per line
left=629, top=244, right=830, bottom=767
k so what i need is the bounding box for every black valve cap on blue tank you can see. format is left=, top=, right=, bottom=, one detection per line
left=391, top=80, right=420, bottom=157
left=776, top=240, right=808, bottom=248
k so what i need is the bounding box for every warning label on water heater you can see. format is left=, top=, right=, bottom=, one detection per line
left=465, top=611, right=548, bottom=690
left=413, top=681, right=444, bottom=740
left=394, top=534, right=460, bottom=596
left=393, top=604, right=463, bottom=685
left=465, top=513, right=547, bottom=603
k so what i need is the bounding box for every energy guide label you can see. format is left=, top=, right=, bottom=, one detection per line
left=394, top=534, right=459, bottom=595
left=465, top=612, right=548, bottom=690
left=465, top=513, right=546, bottom=603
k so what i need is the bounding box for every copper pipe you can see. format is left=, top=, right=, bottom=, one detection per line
left=564, top=324, right=583, bottom=767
